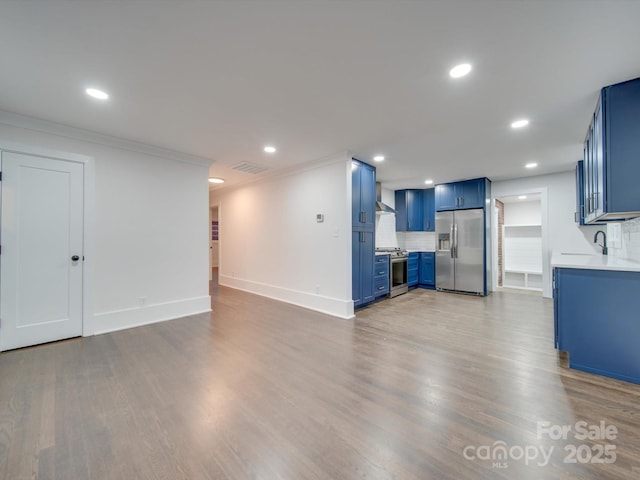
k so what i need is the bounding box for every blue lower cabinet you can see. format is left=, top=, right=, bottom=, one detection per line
left=408, top=252, right=419, bottom=287
left=374, top=254, right=390, bottom=298
left=419, top=252, right=435, bottom=287
left=352, top=230, right=375, bottom=308
left=555, top=267, right=640, bottom=384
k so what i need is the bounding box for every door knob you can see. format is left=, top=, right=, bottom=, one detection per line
left=71, top=255, right=80, bottom=261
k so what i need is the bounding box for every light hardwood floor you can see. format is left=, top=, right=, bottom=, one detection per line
left=1, top=283, right=640, bottom=479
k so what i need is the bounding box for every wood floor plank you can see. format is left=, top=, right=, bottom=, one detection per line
left=2, top=284, right=640, bottom=479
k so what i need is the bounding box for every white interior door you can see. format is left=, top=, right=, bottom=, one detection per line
left=0, top=151, right=84, bottom=351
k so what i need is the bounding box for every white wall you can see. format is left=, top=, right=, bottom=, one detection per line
left=0, top=115, right=211, bottom=335
left=210, top=153, right=352, bottom=318
left=503, top=200, right=541, bottom=225
left=492, top=171, right=601, bottom=297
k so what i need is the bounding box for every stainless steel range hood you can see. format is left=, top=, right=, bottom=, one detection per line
left=376, top=183, right=395, bottom=214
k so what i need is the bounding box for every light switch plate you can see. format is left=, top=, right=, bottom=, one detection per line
left=316, top=214, right=324, bottom=223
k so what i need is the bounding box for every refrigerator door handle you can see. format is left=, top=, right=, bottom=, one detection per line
left=453, top=223, right=459, bottom=258
left=450, top=224, right=455, bottom=258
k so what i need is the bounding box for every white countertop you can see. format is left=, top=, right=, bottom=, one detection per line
left=551, top=253, right=640, bottom=272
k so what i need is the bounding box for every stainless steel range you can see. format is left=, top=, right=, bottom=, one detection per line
left=375, top=248, right=408, bottom=297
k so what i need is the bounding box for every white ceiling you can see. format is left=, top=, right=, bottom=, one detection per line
left=1, top=1, right=639, bottom=191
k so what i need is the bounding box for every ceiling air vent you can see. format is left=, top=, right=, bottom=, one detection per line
left=231, top=162, right=269, bottom=174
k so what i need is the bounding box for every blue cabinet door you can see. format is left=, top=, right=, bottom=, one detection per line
left=360, top=231, right=375, bottom=304
left=423, top=188, right=435, bottom=231
left=435, top=183, right=457, bottom=211
left=353, top=230, right=375, bottom=307
left=352, top=160, right=375, bottom=230
left=395, top=189, right=424, bottom=231
left=394, top=190, right=408, bottom=231
left=352, top=230, right=361, bottom=307
left=419, top=252, right=435, bottom=286
left=457, top=179, right=484, bottom=209
left=408, top=252, right=419, bottom=287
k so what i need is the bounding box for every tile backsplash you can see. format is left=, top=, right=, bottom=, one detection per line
left=374, top=213, right=436, bottom=251
left=375, top=214, right=398, bottom=248
left=622, top=217, right=640, bottom=260
left=397, top=231, right=436, bottom=251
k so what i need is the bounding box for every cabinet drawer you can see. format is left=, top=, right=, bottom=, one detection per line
left=374, top=276, right=389, bottom=295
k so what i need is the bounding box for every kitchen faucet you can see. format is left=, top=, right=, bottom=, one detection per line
left=594, top=230, right=608, bottom=255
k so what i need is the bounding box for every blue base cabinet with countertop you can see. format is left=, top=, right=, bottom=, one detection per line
left=554, top=267, right=640, bottom=384
left=352, top=159, right=376, bottom=309
left=419, top=252, right=435, bottom=288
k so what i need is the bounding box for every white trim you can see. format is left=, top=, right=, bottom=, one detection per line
left=219, top=274, right=355, bottom=319
left=0, top=110, right=213, bottom=168
left=90, top=296, right=212, bottom=335
left=0, top=141, right=95, bottom=344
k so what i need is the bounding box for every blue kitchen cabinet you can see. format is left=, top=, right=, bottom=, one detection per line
left=352, top=230, right=375, bottom=308
left=352, top=159, right=376, bottom=231
left=374, top=254, right=390, bottom=298
left=419, top=252, right=435, bottom=288
left=435, top=178, right=486, bottom=211
left=408, top=252, right=419, bottom=287
left=423, top=188, right=435, bottom=232
left=575, top=160, right=586, bottom=225
left=582, top=77, right=640, bottom=223
left=395, top=189, right=424, bottom=231
left=352, top=159, right=376, bottom=308
left=554, top=267, right=640, bottom=384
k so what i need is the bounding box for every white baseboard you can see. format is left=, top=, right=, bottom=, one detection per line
left=219, top=275, right=354, bottom=319
left=88, top=295, right=212, bottom=335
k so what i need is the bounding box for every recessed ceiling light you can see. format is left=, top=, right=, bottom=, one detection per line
left=264, top=146, right=276, bottom=153
left=373, top=155, right=385, bottom=162
left=511, top=119, right=529, bottom=129
left=449, top=63, right=472, bottom=78
left=518, top=195, right=527, bottom=200
left=85, top=88, right=109, bottom=100
left=525, top=162, right=538, bottom=169
left=424, top=179, right=434, bottom=185
left=208, top=177, right=225, bottom=184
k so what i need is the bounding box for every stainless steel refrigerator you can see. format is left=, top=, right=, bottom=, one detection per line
left=435, top=209, right=485, bottom=295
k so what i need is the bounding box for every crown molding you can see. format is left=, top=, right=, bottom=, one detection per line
left=0, top=109, right=213, bottom=168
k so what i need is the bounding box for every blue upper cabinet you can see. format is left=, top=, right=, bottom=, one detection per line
left=352, top=160, right=375, bottom=231
left=435, top=178, right=486, bottom=211
left=423, top=188, right=435, bottom=232
left=434, top=183, right=457, bottom=211
left=395, top=189, right=424, bottom=231
left=582, top=77, right=640, bottom=223
left=575, top=160, right=586, bottom=225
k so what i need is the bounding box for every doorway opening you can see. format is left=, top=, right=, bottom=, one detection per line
left=496, top=193, right=543, bottom=294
